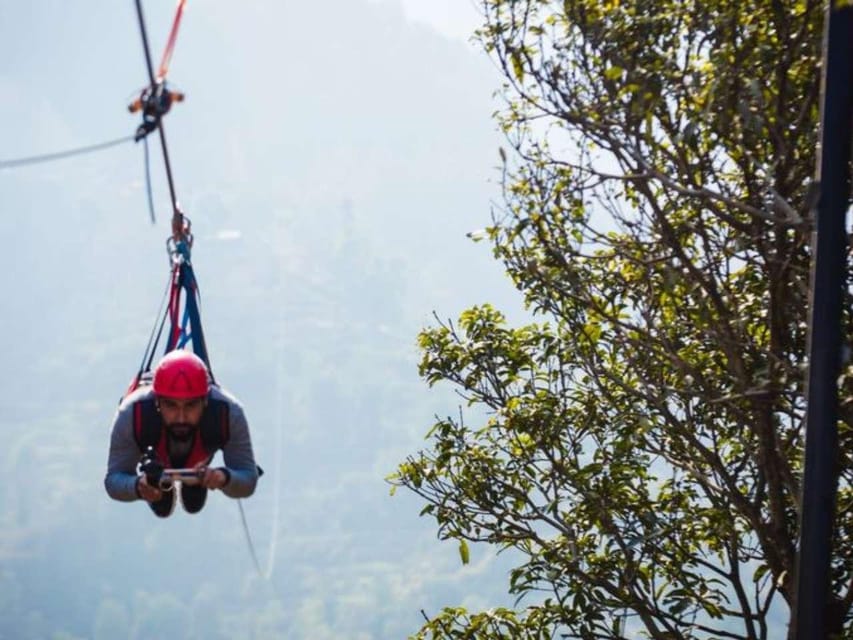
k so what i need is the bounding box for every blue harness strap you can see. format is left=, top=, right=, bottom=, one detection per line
left=127, top=226, right=216, bottom=398
left=164, top=258, right=216, bottom=385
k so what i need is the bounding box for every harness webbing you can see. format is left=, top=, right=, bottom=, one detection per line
left=128, top=0, right=212, bottom=388
left=165, top=257, right=215, bottom=383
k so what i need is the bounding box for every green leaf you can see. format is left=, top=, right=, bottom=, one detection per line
left=510, top=49, right=524, bottom=83
left=459, top=539, right=470, bottom=565
left=604, top=66, right=623, bottom=80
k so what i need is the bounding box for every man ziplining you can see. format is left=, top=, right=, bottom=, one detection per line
left=105, top=350, right=259, bottom=518
left=104, top=0, right=261, bottom=519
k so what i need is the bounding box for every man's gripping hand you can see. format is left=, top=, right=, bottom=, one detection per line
left=197, top=464, right=228, bottom=490
left=136, top=474, right=163, bottom=502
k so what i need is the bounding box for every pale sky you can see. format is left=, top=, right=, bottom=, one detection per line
left=379, top=0, right=482, bottom=42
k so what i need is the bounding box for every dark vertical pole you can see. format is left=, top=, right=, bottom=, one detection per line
left=793, top=3, right=853, bottom=639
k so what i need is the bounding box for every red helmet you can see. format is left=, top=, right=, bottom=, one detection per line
left=152, top=350, right=210, bottom=398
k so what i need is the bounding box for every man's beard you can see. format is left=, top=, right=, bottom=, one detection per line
left=167, top=423, right=196, bottom=442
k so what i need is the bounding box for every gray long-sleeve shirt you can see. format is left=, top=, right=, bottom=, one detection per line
left=105, top=385, right=259, bottom=501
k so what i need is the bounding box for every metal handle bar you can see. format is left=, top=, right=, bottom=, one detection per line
left=157, top=467, right=207, bottom=491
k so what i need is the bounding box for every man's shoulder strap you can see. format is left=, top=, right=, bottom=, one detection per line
left=133, top=396, right=162, bottom=450
left=199, top=397, right=230, bottom=451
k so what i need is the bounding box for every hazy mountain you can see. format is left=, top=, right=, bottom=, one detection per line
left=0, top=1, right=522, bottom=638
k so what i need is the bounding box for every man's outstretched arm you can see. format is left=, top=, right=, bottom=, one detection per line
left=219, top=399, right=259, bottom=499
left=104, top=403, right=142, bottom=502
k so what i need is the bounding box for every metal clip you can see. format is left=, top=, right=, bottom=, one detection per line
left=166, top=215, right=193, bottom=266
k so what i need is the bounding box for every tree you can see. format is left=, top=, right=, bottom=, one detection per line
left=390, top=1, right=843, bottom=638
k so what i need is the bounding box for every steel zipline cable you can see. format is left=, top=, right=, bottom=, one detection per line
left=0, top=134, right=134, bottom=170
left=134, top=0, right=182, bottom=232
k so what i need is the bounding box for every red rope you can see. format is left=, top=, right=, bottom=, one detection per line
left=167, top=264, right=183, bottom=350
left=157, top=0, right=187, bottom=82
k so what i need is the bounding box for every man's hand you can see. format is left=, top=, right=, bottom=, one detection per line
left=137, top=474, right=163, bottom=502
left=198, top=466, right=228, bottom=490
